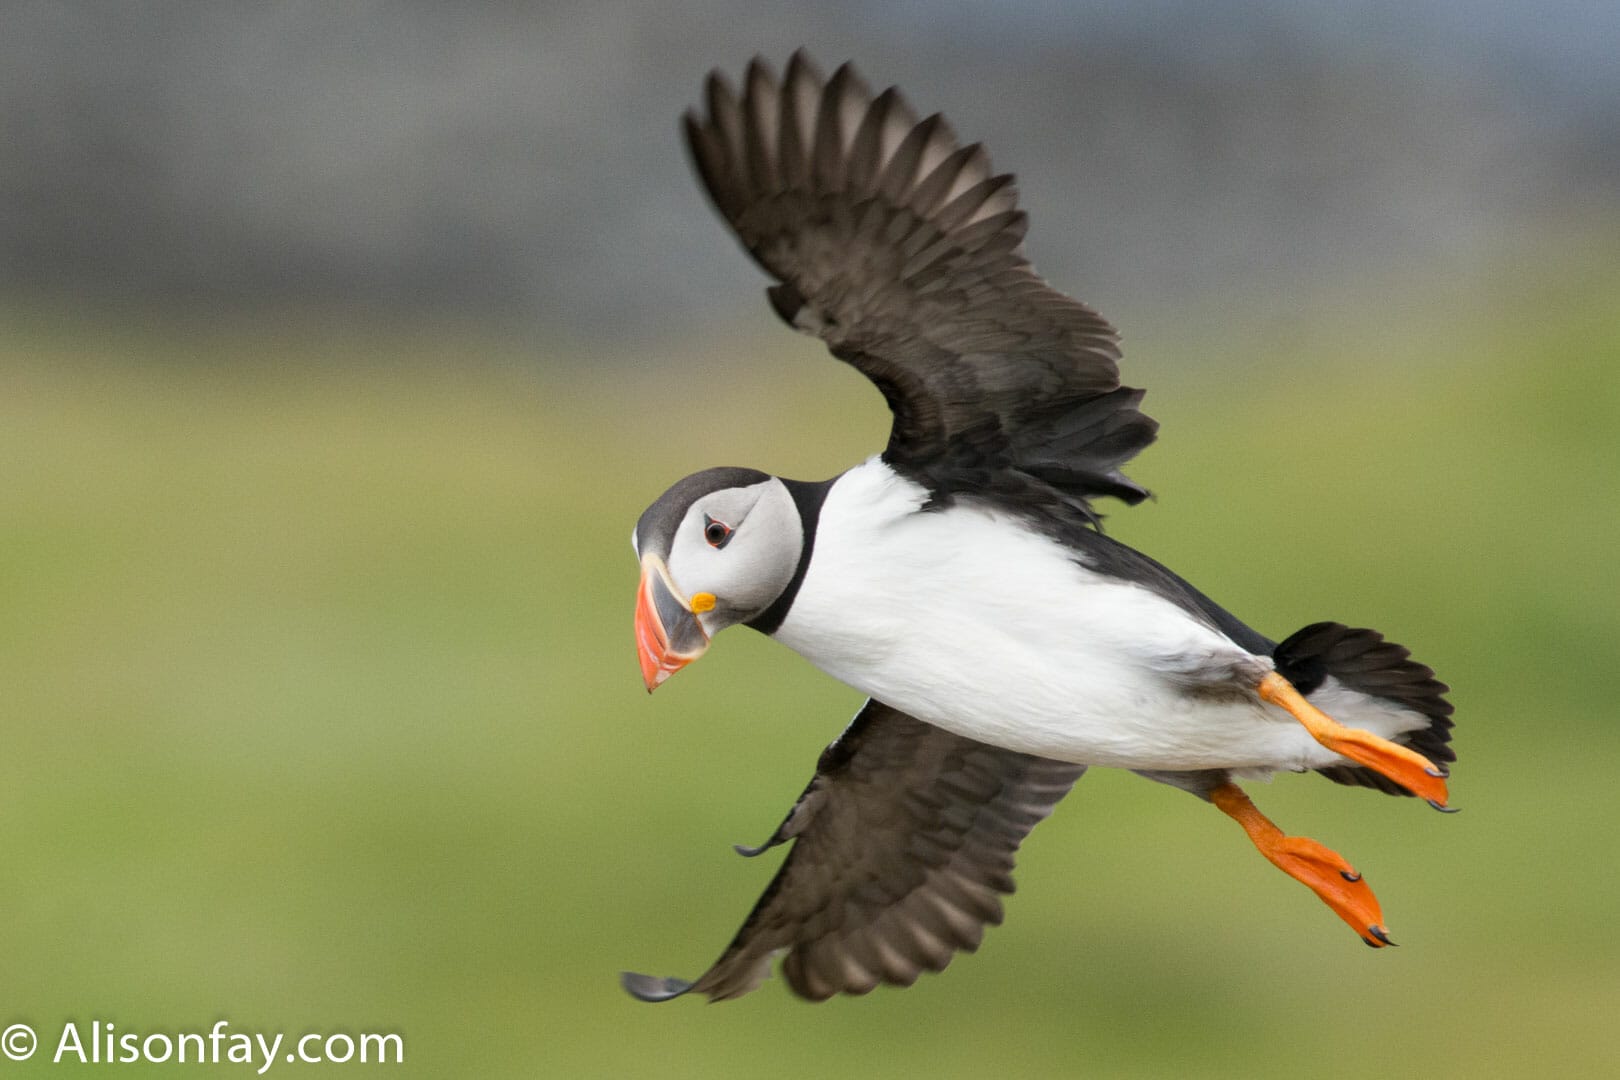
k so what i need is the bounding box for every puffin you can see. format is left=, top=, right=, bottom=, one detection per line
left=623, top=51, right=1455, bottom=1003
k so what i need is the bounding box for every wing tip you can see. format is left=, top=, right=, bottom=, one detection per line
left=620, top=970, right=696, bottom=1003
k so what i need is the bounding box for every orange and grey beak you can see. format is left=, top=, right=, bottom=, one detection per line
left=634, top=554, right=711, bottom=692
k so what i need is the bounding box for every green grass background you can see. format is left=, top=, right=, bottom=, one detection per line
left=2, top=236, right=1617, bottom=1077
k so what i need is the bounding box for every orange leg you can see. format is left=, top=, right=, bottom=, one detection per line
left=1211, top=782, right=1394, bottom=948
left=1258, top=671, right=1449, bottom=808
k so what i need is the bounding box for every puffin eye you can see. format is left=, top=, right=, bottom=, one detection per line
left=702, top=514, right=733, bottom=549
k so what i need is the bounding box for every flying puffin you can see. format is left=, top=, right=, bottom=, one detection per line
left=624, top=51, right=1455, bottom=1003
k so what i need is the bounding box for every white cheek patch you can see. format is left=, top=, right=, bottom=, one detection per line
left=665, top=480, right=803, bottom=624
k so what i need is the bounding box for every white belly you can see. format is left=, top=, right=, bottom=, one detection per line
left=774, top=461, right=1423, bottom=773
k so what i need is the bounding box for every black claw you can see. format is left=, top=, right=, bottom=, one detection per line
left=1341, top=870, right=1362, bottom=882
left=1423, top=766, right=1445, bottom=777
left=1426, top=799, right=1461, bottom=814
left=1367, top=925, right=1397, bottom=947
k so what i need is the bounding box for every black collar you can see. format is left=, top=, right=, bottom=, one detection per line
left=745, top=475, right=835, bottom=636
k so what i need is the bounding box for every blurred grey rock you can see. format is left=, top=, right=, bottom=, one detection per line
left=1, top=0, right=1616, bottom=345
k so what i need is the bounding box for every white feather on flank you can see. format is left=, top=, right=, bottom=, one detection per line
left=774, top=457, right=1428, bottom=775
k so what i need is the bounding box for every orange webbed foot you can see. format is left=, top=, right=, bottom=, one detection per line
left=1259, top=834, right=1392, bottom=947
left=1211, top=783, right=1394, bottom=948
left=1258, top=671, right=1450, bottom=808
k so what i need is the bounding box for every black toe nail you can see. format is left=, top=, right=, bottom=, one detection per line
left=1368, top=925, right=1397, bottom=946
left=1426, top=799, right=1461, bottom=814
left=1341, top=870, right=1362, bottom=882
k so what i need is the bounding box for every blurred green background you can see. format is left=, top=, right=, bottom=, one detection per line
left=5, top=3, right=1620, bottom=1078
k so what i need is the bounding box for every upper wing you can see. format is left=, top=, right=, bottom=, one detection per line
left=684, top=51, right=1158, bottom=518
left=621, top=700, right=1086, bottom=1003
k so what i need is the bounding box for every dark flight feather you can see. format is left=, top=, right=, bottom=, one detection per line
left=682, top=50, right=1157, bottom=522
left=622, top=700, right=1086, bottom=1002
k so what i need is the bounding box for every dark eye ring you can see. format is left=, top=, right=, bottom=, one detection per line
left=702, top=514, right=733, bottom=549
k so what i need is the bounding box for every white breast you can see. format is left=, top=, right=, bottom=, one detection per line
left=774, top=459, right=1423, bottom=773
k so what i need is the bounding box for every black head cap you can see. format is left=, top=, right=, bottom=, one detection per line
left=634, top=466, right=773, bottom=559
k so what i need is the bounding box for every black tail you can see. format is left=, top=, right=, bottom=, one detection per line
left=1273, top=622, right=1456, bottom=797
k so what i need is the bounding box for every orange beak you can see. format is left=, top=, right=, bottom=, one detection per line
left=634, top=555, right=710, bottom=692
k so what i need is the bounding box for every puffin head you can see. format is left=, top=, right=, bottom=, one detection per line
left=632, top=466, right=805, bottom=691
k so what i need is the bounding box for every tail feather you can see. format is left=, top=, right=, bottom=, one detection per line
left=1274, top=622, right=1455, bottom=797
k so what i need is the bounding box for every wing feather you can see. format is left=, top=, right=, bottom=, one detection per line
left=684, top=51, right=1158, bottom=518
left=621, top=700, right=1086, bottom=1002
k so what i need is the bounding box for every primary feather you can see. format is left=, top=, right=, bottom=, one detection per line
left=684, top=50, right=1158, bottom=520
